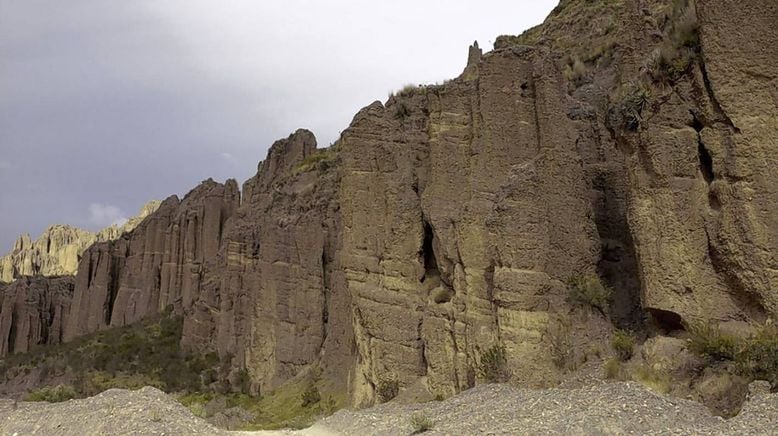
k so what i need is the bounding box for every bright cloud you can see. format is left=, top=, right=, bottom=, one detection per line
left=88, top=203, right=128, bottom=228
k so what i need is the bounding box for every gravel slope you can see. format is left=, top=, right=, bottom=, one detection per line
left=320, top=382, right=778, bottom=436
left=0, top=382, right=775, bottom=435
left=0, top=387, right=332, bottom=436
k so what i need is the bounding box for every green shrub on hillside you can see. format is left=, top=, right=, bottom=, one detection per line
left=0, top=313, right=230, bottom=400
left=611, top=330, right=636, bottom=361
left=410, top=413, right=435, bottom=434
left=567, top=274, right=613, bottom=313
left=687, top=322, right=739, bottom=361
left=25, top=384, right=78, bottom=403
left=300, top=383, right=321, bottom=407
left=376, top=374, right=400, bottom=402
left=734, top=324, right=778, bottom=389
left=476, top=344, right=509, bottom=383
left=688, top=321, right=778, bottom=390
left=295, top=147, right=337, bottom=174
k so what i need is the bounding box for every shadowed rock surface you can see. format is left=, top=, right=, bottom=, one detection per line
left=0, top=276, right=75, bottom=356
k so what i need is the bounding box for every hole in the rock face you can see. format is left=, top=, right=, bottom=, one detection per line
left=648, top=308, right=685, bottom=334
left=689, top=112, right=705, bottom=133
left=420, top=221, right=439, bottom=283
left=708, top=190, right=722, bottom=211
left=698, top=141, right=714, bottom=185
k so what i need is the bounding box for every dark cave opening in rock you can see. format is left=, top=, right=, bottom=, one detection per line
left=698, top=141, right=714, bottom=185
left=648, top=308, right=685, bottom=334
left=421, top=221, right=439, bottom=283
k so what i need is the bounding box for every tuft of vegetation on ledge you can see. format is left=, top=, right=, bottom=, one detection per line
left=687, top=321, right=778, bottom=390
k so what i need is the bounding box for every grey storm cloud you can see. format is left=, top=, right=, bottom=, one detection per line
left=0, top=0, right=556, bottom=251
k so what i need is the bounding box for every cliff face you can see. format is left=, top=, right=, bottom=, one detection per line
left=2, top=0, right=776, bottom=407
left=64, top=181, right=239, bottom=341
left=0, top=201, right=161, bottom=283
left=182, top=130, right=352, bottom=392
left=0, top=276, right=75, bottom=356
left=629, top=0, right=778, bottom=324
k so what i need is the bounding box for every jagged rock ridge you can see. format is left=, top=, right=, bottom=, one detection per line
left=0, top=201, right=161, bottom=283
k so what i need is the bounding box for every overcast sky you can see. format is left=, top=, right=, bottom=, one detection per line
left=0, top=0, right=556, bottom=252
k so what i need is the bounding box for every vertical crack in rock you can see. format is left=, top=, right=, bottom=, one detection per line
left=8, top=310, right=16, bottom=354
left=420, top=222, right=438, bottom=284
left=104, top=256, right=121, bottom=325
left=320, top=247, right=330, bottom=351
left=704, top=226, right=767, bottom=322
left=699, top=57, right=740, bottom=133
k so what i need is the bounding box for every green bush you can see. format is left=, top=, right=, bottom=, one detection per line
left=410, top=413, right=434, bottom=434
left=567, top=274, right=613, bottom=313
left=295, top=148, right=337, bottom=174
left=235, top=369, right=252, bottom=395
left=300, top=384, right=321, bottom=407
left=688, top=322, right=778, bottom=390
left=611, top=330, right=635, bottom=361
left=2, top=312, right=234, bottom=401
left=687, top=322, right=739, bottom=361
left=563, top=57, right=589, bottom=89
left=737, top=324, right=778, bottom=389
left=25, top=384, right=78, bottom=403
left=476, top=344, right=509, bottom=383
left=604, top=358, right=621, bottom=380
left=644, top=0, right=699, bottom=86
left=376, top=374, right=400, bottom=403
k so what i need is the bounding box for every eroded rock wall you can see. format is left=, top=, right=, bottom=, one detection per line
left=609, top=0, right=778, bottom=325
left=182, top=130, right=353, bottom=395
left=0, top=276, right=75, bottom=357
left=2, top=0, right=776, bottom=409
left=63, top=181, right=239, bottom=341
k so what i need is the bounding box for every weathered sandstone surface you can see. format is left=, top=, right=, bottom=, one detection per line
left=0, top=201, right=160, bottom=283
left=1, top=0, right=775, bottom=409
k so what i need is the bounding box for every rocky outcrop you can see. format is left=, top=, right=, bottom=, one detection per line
left=182, top=130, right=352, bottom=394
left=63, top=183, right=238, bottom=341
left=0, top=276, right=75, bottom=356
left=599, top=0, right=778, bottom=326
left=2, top=0, right=776, bottom=411
left=0, top=201, right=161, bottom=282
left=339, top=45, right=603, bottom=402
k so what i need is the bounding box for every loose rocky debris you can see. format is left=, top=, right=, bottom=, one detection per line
left=320, top=382, right=778, bottom=436
left=2, top=382, right=776, bottom=436
left=0, top=387, right=330, bottom=436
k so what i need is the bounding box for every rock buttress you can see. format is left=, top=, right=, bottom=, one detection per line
left=182, top=130, right=354, bottom=395
left=63, top=180, right=238, bottom=341
left=0, top=276, right=75, bottom=357
left=339, top=46, right=600, bottom=403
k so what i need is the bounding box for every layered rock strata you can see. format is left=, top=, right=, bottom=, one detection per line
left=1, top=0, right=776, bottom=408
